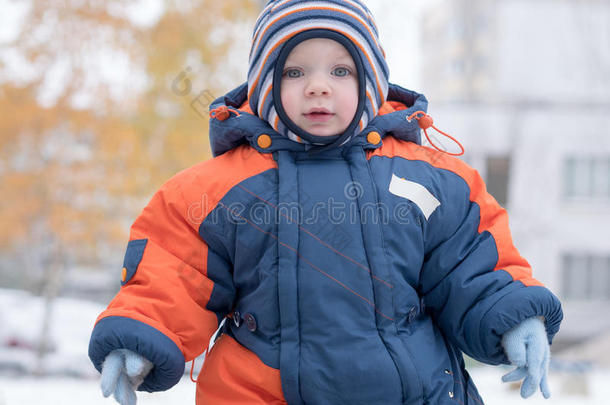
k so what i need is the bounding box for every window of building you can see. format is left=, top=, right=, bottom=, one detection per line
left=561, top=253, right=610, bottom=300
left=448, top=59, right=464, bottom=76
left=563, top=156, right=610, bottom=200
left=447, top=20, right=464, bottom=40
left=485, top=155, right=511, bottom=206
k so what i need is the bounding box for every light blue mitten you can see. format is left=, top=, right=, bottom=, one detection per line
left=101, top=349, right=154, bottom=405
left=501, top=317, right=551, bottom=399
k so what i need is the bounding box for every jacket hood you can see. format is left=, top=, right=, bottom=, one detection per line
left=208, top=82, right=428, bottom=157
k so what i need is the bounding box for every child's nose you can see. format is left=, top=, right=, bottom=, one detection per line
left=305, top=73, right=331, bottom=96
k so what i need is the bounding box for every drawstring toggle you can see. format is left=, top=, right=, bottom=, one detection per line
left=407, top=111, right=465, bottom=156
left=210, top=106, right=241, bottom=121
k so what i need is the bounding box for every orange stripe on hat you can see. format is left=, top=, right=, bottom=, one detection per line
left=259, top=83, right=274, bottom=117
left=365, top=90, right=377, bottom=116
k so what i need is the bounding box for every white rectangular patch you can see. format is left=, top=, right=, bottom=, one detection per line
left=389, top=174, right=441, bottom=220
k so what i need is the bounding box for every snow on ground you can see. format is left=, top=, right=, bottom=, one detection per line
left=1, top=367, right=609, bottom=405
left=0, top=287, right=201, bottom=404
left=0, top=287, right=104, bottom=378
left=0, top=374, right=196, bottom=405
left=469, top=365, right=610, bottom=405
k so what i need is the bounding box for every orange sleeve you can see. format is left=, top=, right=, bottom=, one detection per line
left=97, top=175, right=230, bottom=361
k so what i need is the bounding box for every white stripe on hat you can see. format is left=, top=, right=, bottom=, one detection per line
left=257, top=73, right=274, bottom=117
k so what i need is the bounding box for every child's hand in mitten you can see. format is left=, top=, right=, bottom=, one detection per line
left=501, top=317, right=550, bottom=399
left=101, top=349, right=154, bottom=405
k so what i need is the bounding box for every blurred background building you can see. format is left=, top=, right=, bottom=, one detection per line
left=421, top=0, right=610, bottom=349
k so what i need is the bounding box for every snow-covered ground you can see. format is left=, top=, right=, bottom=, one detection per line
left=1, top=367, right=609, bottom=404
left=469, top=366, right=610, bottom=405
left=1, top=287, right=607, bottom=404
left=0, top=287, right=104, bottom=378
left=0, top=375, right=196, bottom=405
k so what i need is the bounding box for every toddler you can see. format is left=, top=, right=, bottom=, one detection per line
left=89, top=1, right=563, bottom=404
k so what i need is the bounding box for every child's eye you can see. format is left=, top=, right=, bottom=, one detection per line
left=283, top=69, right=303, bottom=78
left=332, top=67, right=351, bottom=77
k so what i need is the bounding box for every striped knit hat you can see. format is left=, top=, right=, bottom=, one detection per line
left=247, top=0, right=390, bottom=148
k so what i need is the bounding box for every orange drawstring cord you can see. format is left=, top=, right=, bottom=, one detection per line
left=189, top=348, right=208, bottom=383
left=407, top=111, right=465, bottom=156
left=209, top=106, right=241, bottom=121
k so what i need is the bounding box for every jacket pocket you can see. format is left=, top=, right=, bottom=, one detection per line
left=121, top=239, right=148, bottom=286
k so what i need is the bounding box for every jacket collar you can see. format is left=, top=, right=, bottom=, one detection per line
left=208, top=82, right=428, bottom=157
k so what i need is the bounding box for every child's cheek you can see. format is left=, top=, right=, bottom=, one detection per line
left=280, top=82, right=301, bottom=122
left=340, top=84, right=358, bottom=119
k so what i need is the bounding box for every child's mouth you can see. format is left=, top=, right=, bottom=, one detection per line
left=304, top=109, right=334, bottom=122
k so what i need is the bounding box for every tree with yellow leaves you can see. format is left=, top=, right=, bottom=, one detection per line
left=0, top=0, right=259, bottom=375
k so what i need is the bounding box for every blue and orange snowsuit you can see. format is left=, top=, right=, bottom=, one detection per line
left=89, top=82, right=563, bottom=405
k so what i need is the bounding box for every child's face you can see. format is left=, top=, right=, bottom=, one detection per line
left=280, top=38, right=358, bottom=137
